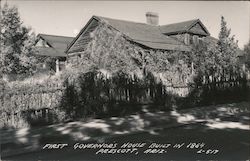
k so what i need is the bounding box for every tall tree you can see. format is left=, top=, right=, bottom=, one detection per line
left=190, top=16, right=241, bottom=84
left=217, top=16, right=239, bottom=76
left=0, top=3, right=37, bottom=79
left=243, top=41, right=250, bottom=69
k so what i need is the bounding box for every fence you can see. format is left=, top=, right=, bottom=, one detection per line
left=1, top=88, right=64, bottom=112
left=0, top=82, right=66, bottom=128
left=0, top=71, right=248, bottom=128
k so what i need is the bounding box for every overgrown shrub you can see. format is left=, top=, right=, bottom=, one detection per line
left=0, top=108, right=67, bottom=129
left=58, top=68, right=249, bottom=121
left=1, top=67, right=248, bottom=129
left=59, top=70, right=174, bottom=119
left=183, top=74, right=249, bottom=108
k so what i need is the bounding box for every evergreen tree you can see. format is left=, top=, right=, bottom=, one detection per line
left=0, top=3, right=37, bottom=78
left=190, top=16, right=241, bottom=83
left=243, top=41, right=250, bottom=69
left=216, top=16, right=239, bottom=75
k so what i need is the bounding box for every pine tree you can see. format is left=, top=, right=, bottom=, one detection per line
left=244, top=41, right=250, bottom=69
left=190, top=16, right=241, bottom=83
left=217, top=16, right=239, bottom=76
left=0, top=3, right=37, bottom=79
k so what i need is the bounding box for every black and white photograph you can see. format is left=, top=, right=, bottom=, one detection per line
left=0, top=1, right=249, bottom=161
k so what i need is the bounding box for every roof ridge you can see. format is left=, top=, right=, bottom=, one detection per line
left=94, top=15, right=159, bottom=26
left=160, top=19, right=199, bottom=27
left=95, top=15, right=199, bottom=28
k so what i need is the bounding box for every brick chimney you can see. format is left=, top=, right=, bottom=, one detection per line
left=146, top=12, right=159, bottom=25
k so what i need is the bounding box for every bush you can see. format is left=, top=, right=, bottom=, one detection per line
left=59, top=70, right=174, bottom=119
left=1, top=68, right=248, bottom=129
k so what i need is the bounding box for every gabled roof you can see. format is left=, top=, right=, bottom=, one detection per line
left=67, top=16, right=212, bottom=53
left=37, top=34, right=74, bottom=56
left=96, top=16, right=191, bottom=51
left=66, top=16, right=192, bottom=53
left=160, top=19, right=210, bottom=36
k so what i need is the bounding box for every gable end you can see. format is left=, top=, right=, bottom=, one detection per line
left=66, top=17, right=99, bottom=54
left=187, top=20, right=210, bottom=36
left=36, top=35, right=53, bottom=48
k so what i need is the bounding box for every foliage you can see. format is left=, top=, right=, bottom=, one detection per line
left=0, top=3, right=37, bottom=78
left=4, top=72, right=64, bottom=93
left=58, top=69, right=249, bottom=121
left=0, top=108, right=67, bottom=128
left=73, top=21, right=193, bottom=87
left=186, top=75, right=249, bottom=107
left=1, top=73, right=66, bottom=128
left=191, top=16, right=241, bottom=82
left=59, top=70, right=174, bottom=119
left=1, top=14, right=248, bottom=128
left=71, top=16, right=242, bottom=88
left=78, top=22, right=141, bottom=74
left=243, top=41, right=250, bottom=69
left=1, top=68, right=248, bottom=128
left=216, top=16, right=240, bottom=74
left=35, top=55, right=57, bottom=72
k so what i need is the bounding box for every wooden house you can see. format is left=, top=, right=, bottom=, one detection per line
left=64, top=12, right=218, bottom=90
left=65, top=12, right=218, bottom=67
left=35, top=34, right=74, bottom=74
left=62, top=12, right=221, bottom=96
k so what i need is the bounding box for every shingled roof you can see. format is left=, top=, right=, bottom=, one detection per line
left=35, top=46, right=66, bottom=57
left=160, top=19, right=210, bottom=36
left=37, top=34, right=74, bottom=57
left=96, top=16, right=191, bottom=51
left=67, top=16, right=213, bottom=53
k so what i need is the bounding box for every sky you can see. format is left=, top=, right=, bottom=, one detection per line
left=3, top=1, right=250, bottom=49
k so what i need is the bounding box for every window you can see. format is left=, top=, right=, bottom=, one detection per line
left=198, top=37, right=204, bottom=45
left=184, top=33, right=190, bottom=45
left=192, top=35, right=199, bottom=46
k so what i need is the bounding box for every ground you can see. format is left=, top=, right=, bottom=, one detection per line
left=1, top=102, right=250, bottom=161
